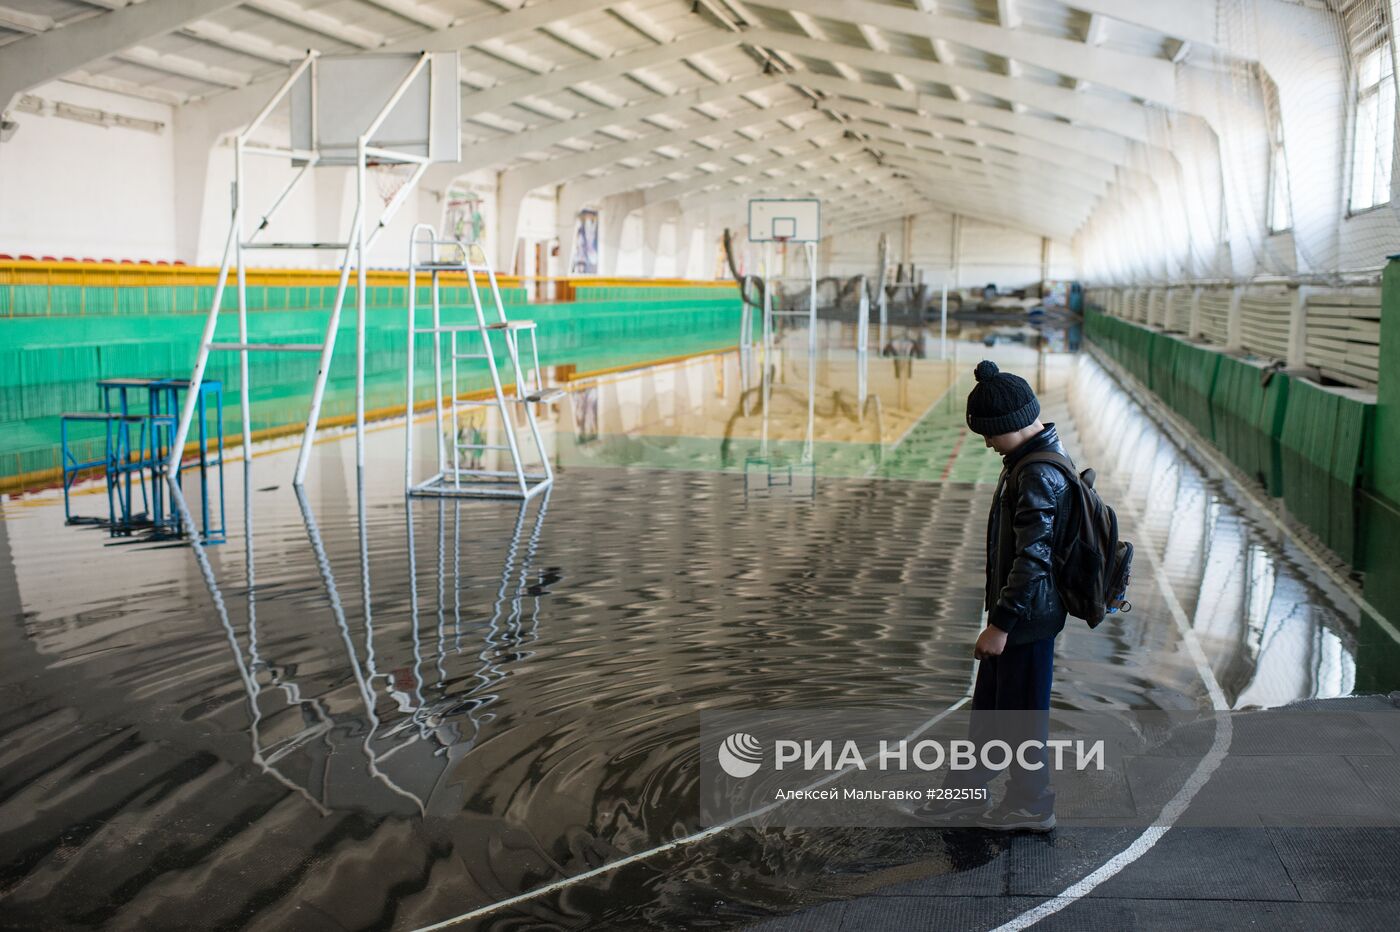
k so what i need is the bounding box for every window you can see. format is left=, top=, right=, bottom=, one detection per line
left=1262, top=76, right=1292, bottom=232
left=1346, top=1, right=1398, bottom=212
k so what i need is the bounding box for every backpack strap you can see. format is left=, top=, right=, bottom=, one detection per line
left=1008, top=450, right=1078, bottom=489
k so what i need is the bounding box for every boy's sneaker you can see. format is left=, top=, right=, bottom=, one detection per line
left=913, top=796, right=986, bottom=826
left=977, top=803, right=1055, bottom=832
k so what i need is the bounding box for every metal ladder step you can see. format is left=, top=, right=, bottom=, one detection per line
left=523, top=388, right=566, bottom=403
left=454, top=442, right=512, bottom=451
left=241, top=242, right=350, bottom=250
left=207, top=342, right=324, bottom=353
left=415, top=321, right=536, bottom=334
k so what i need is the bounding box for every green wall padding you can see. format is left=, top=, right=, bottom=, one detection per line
left=0, top=294, right=744, bottom=485
left=1083, top=307, right=1373, bottom=570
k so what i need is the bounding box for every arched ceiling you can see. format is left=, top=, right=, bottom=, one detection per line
left=0, top=0, right=1225, bottom=239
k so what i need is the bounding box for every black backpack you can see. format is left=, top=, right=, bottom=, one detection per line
left=1010, top=451, right=1134, bottom=628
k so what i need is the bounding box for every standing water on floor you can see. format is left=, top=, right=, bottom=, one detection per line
left=0, top=328, right=1391, bottom=930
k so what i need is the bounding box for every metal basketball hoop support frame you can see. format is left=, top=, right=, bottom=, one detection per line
left=166, top=51, right=432, bottom=488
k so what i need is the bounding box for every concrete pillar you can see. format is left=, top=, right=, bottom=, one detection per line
left=496, top=169, right=528, bottom=273
left=641, top=203, right=669, bottom=278
left=1226, top=285, right=1244, bottom=351
left=599, top=191, right=643, bottom=277
left=1286, top=285, right=1312, bottom=369
left=601, top=205, right=628, bottom=278
left=675, top=213, right=696, bottom=280
left=171, top=108, right=222, bottom=265
left=950, top=213, right=963, bottom=290
left=1188, top=286, right=1204, bottom=339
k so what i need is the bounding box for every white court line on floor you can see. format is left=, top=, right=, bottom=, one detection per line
left=989, top=356, right=1237, bottom=932
left=414, top=670, right=981, bottom=931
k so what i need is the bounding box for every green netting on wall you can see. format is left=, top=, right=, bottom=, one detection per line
left=572, top=286, right=738, bottom=303
left=0, top=282, right=528, bottom=318
left=0, top=295, right=743, bottom=485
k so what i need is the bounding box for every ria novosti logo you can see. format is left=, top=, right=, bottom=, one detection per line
left=718, top=732, right=763, bottom=778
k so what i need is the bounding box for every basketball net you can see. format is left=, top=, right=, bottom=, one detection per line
left=370, top=161, right=415, bottom=207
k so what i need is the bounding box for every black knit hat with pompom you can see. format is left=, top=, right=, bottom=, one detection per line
left=965, top=360, right=1039, bottom=436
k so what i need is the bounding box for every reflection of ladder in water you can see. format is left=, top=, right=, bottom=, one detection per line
left=402, top=492, right=551, bottom=764
left=405, top=224, right=562, bottom=500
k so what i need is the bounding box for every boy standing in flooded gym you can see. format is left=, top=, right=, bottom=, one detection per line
left=922, top=359, right=1069, bottom=831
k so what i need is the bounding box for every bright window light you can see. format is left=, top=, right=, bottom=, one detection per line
left=1348, top=11, right=1397, bottom=212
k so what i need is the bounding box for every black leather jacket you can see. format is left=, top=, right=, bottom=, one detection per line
left=985, top=423, right=1072, bottom=645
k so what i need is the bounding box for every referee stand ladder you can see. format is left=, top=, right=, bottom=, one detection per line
left=405, top=225, right=562, bottom=500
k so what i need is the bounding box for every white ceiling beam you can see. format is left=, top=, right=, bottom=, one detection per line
left=1084, top=14, right=1109, bottom=47
left=178, top=19, right=302, bottom=65
left=836, top=100, right=1118, bottom=181
left=244, top=0, right=382, bottom=49
left=0, top=5, right=53, bottom=33
left=789, top=71, right=1130, bottom=162
left=862, top=128, right=1110, bottom=198
left=609, top=2, right=670, bottom=45
left=1070, top=0, right=1218, bottom=50
left=855, top=24, right=916, bottom=92
left=569, top=117, right=844, bottom=204
left=385, top=0, right=627, bottom=53
left=688, top=166, right=909, bottom=211
left=751, top=29, right=1150, bottom=141
left=751, top=0, right=1177, bottom=104
left=461, top=74, right=782, bottom=168
left=459, top=29, right=744, bottom=119
left=683, top=163, right=919, bottom=214
left=880, top=169, right=1091, bottom=230
left=664, top=141, right=866, bottom=205
left=117, top=45, right=254, bottom=89
left=878, top=149, right=1104, bottom=205
left=359, top=0, right=454, bottom=31
left=787, top=9, right=864, bottom=85
left=877, top=167, right=1098, bottom=229
left=503, top=97, right=814, bottom=193
left=0, top=0, right=243, bottom=107
left=996, top=0, right=1022, bottom=30
left=63, top=68, right=189, bottom=106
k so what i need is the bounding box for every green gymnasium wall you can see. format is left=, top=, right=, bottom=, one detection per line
left=1090, top=274, right=1400, bottom=689
left=0, top=280, right=742, bottom=488
left=1083, top=308, right=1373, bottom=567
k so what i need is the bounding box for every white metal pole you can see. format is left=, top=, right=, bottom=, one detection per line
left=166, top=212, right=238, bottom=478
left=405, top=227, right=420, bottom=494
left=293, top=201, right=361, bottom=487
left=355, top=144, right=367, bottom=471
left=806, top=241, right=817, bottom=361
left=940, top=280, right=948, bottom=361
left=235, top=139, right=252, bottom=463
left=431, top=268, right=444, bottom=480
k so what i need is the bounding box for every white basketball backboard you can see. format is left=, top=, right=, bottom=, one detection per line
left=748, top=198, right=821, bottom=242
left=290, top=52, right=460, bottom=165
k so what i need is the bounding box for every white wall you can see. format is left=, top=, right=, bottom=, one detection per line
left=825, top=209, right=1062, bottom=290
left=0, top=81, right=176, bottom=260
left=1074, top=0, right=1400, bottom=285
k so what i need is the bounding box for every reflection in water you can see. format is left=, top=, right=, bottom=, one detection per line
left=0, top=336, right=1391, bottom=929
left=1066, top=357, right=1360, bottom=708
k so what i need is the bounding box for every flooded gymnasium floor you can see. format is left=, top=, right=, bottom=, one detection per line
left=2, top=330, right=1399, bottom=930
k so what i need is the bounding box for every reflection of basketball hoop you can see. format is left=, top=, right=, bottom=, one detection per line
left=369, top=159, right=415, bottom=207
